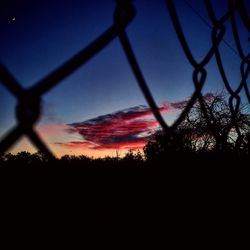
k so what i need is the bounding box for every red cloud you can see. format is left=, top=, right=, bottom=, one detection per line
left=55, top=93, right=215, bottom=151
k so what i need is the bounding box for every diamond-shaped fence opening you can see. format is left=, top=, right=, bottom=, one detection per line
left=0, top=0, right=249, bottom=159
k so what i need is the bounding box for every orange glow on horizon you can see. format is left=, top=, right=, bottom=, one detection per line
left=7, top=136, right=143, bottom=159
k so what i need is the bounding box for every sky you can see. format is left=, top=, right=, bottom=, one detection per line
left=0, top=0, right=249, bottom=158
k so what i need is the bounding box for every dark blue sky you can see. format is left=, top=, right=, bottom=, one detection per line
left=0, top=0, right=249, bottom=156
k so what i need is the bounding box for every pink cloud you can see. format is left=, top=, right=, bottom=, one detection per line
left=55, top=93, right=215, bottom=151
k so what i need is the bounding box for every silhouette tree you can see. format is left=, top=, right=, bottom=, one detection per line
left=180, top=92, right=250, bottom=152
left=123, top=149, right=144, bottom=163
left=144, top=92, right=250, bottom=161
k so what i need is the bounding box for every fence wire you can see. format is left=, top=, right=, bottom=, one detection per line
left=0, top=0, right=249, bottom=159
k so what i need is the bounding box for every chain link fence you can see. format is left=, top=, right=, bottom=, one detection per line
left=0, top=0, right=249, bottom=159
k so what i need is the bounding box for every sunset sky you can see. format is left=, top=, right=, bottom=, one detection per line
left=0, top=0, right=249, bottom=157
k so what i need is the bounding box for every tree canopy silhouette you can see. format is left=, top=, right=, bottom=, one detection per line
left=144, top=92, right=250, bottom=161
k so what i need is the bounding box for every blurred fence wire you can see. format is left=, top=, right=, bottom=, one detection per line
left=0, top=0, right=249, bottom=159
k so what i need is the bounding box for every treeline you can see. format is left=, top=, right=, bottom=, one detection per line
left=1, top=141, right=248, bottom=230
left=0, top=92, right=249, bottom=171
left=0, top=149, right=145, bottom=169
left=1, top=92, right=249, bottom=230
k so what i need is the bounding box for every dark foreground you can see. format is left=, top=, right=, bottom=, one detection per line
left=0, top=154, right=249, bottom=242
